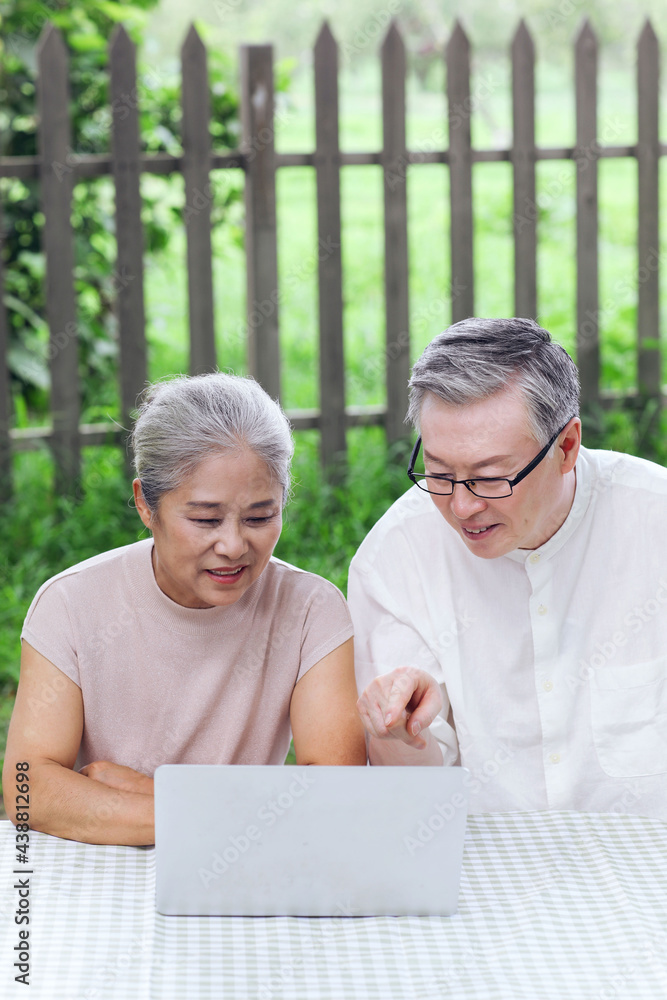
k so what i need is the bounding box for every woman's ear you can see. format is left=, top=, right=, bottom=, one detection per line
left=133, top=479, right=153, bottom=530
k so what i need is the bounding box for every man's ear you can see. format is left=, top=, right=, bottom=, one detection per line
left=559, top=418, right=581, bottom=474
left=133, top=479, right=153, bottom=530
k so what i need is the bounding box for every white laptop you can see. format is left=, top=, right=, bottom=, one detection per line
left=154, top=764, right=469, bottom=917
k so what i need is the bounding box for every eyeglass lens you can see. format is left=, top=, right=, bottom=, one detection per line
left=412, top=476, right=512, bottom=498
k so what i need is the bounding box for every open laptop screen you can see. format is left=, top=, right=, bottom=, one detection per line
left=155, top=764, right=469, bottom=916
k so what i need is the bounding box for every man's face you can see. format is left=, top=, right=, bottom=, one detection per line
left=418, top=389, right=579, bottom=558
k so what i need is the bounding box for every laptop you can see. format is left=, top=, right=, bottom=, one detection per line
left=154, top=764, right=469, bottom=917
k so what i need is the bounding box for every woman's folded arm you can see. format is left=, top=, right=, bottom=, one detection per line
left=2, top=641, right=154, bottom=846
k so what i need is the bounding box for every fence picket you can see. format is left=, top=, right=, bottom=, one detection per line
left=637, top=20, right=661, bottom=403
left=37, top=24, right=80, bottom=493
left=575, top=20, right=599, bottom=408
left=446, top=21, right=474, bottom=323
left=182, top=25, right=216, bottom=375
left=109, top=26, right=148, bottom=438
left=381, top=22, right=410, bottom=444
left=512, top=21, right=537, bottom=319
left=314, top=22, right=346, bottom=469
left=240, top=44, right=281, bottom=400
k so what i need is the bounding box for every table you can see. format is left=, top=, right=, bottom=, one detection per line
left=2, top=812, right=667, bottom=999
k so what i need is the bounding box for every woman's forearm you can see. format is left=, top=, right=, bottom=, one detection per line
left=368, top=729, right=444, bottom=766
left=6, top=760, right=155, bottom=846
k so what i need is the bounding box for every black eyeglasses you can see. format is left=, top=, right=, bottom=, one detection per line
left=407, top=419, right=574, bottom=498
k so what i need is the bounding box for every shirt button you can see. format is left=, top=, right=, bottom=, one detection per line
left=538, top=605, right=548, bottom=615
left=529, top=553, right=540, bottom=564
left=550, top=753, right=561, bottom=764
left=543, top=680, right=553, bottom=692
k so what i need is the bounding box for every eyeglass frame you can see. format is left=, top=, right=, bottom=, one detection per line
left=406, top=418, right=576, bottom=498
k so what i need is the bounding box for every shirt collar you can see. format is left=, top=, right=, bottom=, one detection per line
left=503, top=446, right=594, bottom=565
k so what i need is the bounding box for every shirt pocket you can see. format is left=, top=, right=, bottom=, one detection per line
left=590, top=656, right=667, bottom=778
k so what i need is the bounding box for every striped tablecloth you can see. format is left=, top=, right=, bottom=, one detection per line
left=1, top=811, right=666, bottom=999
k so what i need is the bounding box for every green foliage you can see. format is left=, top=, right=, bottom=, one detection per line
left=0, top=447, right=141, bottom=690
left=0, top=0, right=241, bottom=421
left=275, top=431, right=411, bottom=593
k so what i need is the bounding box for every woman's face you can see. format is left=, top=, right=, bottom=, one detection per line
left=133, top=449, right=283, bottom=609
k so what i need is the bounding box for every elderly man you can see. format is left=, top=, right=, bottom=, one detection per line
left=350, top=317, right=667, bottom=817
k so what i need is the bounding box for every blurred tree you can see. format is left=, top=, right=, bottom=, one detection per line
left=0, top=1, right=240, bottom=420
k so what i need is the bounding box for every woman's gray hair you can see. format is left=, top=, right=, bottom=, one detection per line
left=406, top=318, right=580, bottom=445
left=130, top=372, right=294, bottom=514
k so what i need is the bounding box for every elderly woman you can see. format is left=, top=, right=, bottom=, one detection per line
left=3, top=373, right=366, bottom=845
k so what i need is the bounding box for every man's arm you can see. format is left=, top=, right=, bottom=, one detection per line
left=348, top=555, right=459, bottom=766
left=290, top=638, right=367, bottom=765
left=367, top=732, right=444, bottom=766
left=2, top=641, right=155, bottom=846
left=357, top=665, right=445, bottom=765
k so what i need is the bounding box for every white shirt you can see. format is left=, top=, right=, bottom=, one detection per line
left=348, top=446, right=667, bottom=818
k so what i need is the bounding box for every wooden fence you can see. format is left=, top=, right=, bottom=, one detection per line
left=0, top=17, right=664, bottom=498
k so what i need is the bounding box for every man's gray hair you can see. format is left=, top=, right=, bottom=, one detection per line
left=130, top=372, right=294, bottom=514
left=407, top=318, right=580, bottom=444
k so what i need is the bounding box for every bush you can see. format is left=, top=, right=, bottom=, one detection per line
left=0, top=0, right=240, bottom=421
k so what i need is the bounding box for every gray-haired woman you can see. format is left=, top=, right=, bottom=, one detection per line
left=4, top=373, right=366, bottom=846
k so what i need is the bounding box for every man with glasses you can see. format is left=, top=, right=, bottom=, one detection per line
left=349, top=317, right=667, bottom=816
